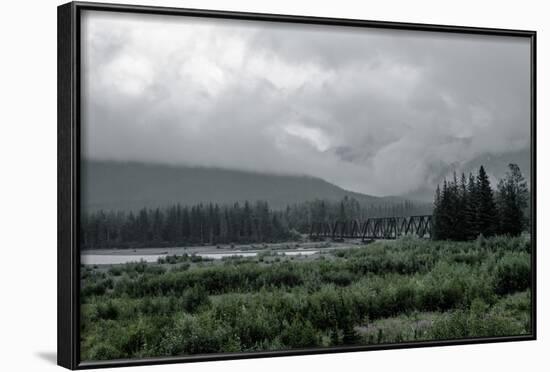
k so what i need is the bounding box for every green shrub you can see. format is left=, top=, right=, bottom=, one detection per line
left=108, top=266, right=123, bottom=276
left=280, top=319, right=319, bottom=348
left=182, top=285, right=210, bottom=313
left=81, top=278, right=113, bottom=298
left=96, top=301, right=119, bottom=320
left=321, top=270, right=355, bottom=286
left=159, top=314, right=240, bottom=355
left=87, top=342, right=120, bottom=361
left=429, top=298, right=526, bottom=339
left=493, top=252, right=531, bottom=295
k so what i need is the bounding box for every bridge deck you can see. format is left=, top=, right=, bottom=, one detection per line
left=309, top=215, right=432, bottom=241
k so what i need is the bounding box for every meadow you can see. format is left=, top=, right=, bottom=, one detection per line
left=80, top=235, right=531, bottom=361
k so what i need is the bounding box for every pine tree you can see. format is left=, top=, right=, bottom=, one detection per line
left=152, top=208, right=163, bottom=243
left=455, top=173, right=468, bottom=240
left=207, top=203, right=215, bottom=244
left=243, top=201, right=252, bottom=240
left=464, top=173, right=479, bottom=239
left=433, top=184, right=442, bottom=239
left=447, top=172, right=461, bottom=240
left=181, top=207, right=190, bottom=241
left=434, top=179, right=452, bottom=240
left=497, top=163, right=528, bottom=236
left=137, top=208, right=150, bottom=242
left=219, top=209, right=229, bottom=243
left=338, top=201, right=346, bottom=222
left=476, top=166, right=498, bottom=237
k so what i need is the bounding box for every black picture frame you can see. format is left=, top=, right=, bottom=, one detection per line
left=58, top=1, right=537, bottom=369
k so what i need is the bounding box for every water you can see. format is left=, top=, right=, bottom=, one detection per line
left=81, top=254, right=164, bottom=265
left=197, top=252, right=258, bottom=259
left=81, top=250, right=319, bottom=265
left=197, top=250, right=318, bottom=259
left=279, top=250, right=318, bottom=256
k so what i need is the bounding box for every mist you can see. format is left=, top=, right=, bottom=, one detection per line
left=81, top=10, right=531, bottom=197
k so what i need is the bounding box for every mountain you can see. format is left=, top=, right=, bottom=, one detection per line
left=81, top=160, right=410, bottom=212
left=463, top=149, right=531, bottom=184
left=400, top=149, right=531, bottom=203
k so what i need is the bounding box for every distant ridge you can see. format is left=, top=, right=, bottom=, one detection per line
left=81, top=160, right=410, bottom=212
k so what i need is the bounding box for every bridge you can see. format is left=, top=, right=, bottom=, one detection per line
left=309, top=215, right=433, bottom=241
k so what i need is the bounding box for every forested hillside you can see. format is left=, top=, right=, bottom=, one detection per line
left=81, top=160, right=414, bottom=211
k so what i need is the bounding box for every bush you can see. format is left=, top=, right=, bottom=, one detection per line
left=81, top=278, right=113, bottom=298
left=108, top=266, right=123, bottom=276
left=429, top=298, right=527, bottom=339
left=182, top=285, right=210, bottom=313
left=321, top=270, right=355, bottom=286
left=493, top=252, right=531, bottom=295
left=87, top=342, right=120, bottom=361
left=96, top=301, right=119, bottom=320
left=280, top=319, right=319, bottom=348
left=159, top=314, right=240, bottom=355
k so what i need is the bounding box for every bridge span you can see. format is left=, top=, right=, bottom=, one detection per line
left=309, top=215, right=433, bottom=241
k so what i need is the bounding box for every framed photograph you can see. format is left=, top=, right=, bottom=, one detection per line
left=58, top=1, right=536, bottom=369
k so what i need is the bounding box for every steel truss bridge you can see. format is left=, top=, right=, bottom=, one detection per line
left=309, top=215, right=433, bottom=241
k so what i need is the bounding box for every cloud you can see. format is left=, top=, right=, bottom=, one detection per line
left=81, top=10, right=531, bottom=197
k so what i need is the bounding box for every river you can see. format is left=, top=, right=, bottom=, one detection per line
left=81, top=249, right=319, bottom=265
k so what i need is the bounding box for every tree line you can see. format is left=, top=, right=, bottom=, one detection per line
left=81, top=197, right=430, bottom=249
left=81, top=163, right=526, bottom=248
left=285, top=197, right=430, bottom=233
left=81, top=201, right=294, bottom=249
left=433, top=164, right=528, bottom=241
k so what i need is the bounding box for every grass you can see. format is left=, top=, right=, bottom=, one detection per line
left=80, top=235, right=532, bottom=361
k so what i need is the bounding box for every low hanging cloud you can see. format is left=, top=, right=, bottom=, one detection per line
left=81, top=11, right=531, bottom=197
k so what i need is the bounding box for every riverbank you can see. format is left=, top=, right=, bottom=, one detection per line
left=80, top=240, right=365, bottom=265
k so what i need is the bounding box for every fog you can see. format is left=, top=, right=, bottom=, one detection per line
left=81, top=10, right=531, bottom=197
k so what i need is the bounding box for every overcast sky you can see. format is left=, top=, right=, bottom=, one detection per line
left=81, top=10, right=531, bottom=197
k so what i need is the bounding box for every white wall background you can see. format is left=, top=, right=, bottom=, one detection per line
left=0, top=0, right=547, bottom=370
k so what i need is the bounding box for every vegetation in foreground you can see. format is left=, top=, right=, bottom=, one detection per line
left=80, top=235, right=531, bottom=361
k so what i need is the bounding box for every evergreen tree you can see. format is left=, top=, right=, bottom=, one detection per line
left=464, top=173, right=479, bottom=239
left=476, top=166, right=498, bottom=237
left=152, top=208, right=163, bottom=243
left=181, top=207, right=190, bottom=241
left=431, top=165, right=526, bottom=241
left=338, top=200, right=346, bottom=222
left=456, top=173, right=468, bottom=240
left=435, top=179, right=452, bottom=240
left=497, top=163, right=528, bottom=236
left=447, top=172, right=462, bottom=240
left=433, top=184, right=442, bottom=239
left=137, top=208, right=150, bottom=242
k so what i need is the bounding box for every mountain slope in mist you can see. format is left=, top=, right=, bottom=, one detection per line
left=81, top=160, right=408, bottom=212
